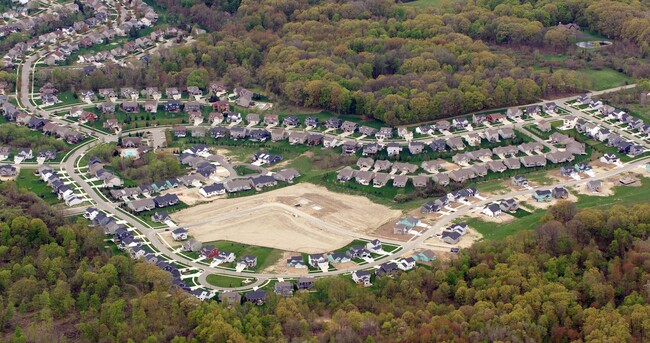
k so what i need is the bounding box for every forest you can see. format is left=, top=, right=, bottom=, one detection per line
left=0, top=181, right=649, bottom=341
left=36, top=0, right=650, bottom=125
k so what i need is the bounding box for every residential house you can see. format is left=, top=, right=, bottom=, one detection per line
left=283, top=115, right=300, bottom=127
left=546, top=151, right=575, bottom=164
left=512, top=175, right=528, bottom=187
left=243, top=290, right=267, bottom=305
left=448, top=168, right=476, bottom=183
left=446, top=137, right=465, bottom=151
left=520, top=155, right=547, bottom=168
left=412, top=250, right=437, bottom=262
left=264, top=114, right=279, bottom=126
left=412, top=175, right=429, bottom=188
left=375, top=127, right=393, bottom=140
left=171, top=228, right=188, bottom=241
left=375, top=262, right=399, bottom=276
left=357, top=157, right=374, bottom=169
left=532, top=189, right=552, bottom=202
left=238, top=255, right=257, bottom=269
left=586, top=180, right=602, bottom=192
left=486, top=113, right=506, bottom=123
left=274, top=282, right=294, bottom=297
left=324, top=118, right=342, bottom=129
left=341, top=121, right=358, bottom=133
left=386, top=142, right=402, bottom=156
left=408, top=141, right=425, bottom=155
left=288, top=131, right=307, bottom=145
left=297, top=277, right=316, bottom=290
left=552, top=187, right=569, bottom=199
left=429, top=139, right=447, bottom=152
left=472, top=114, right=487, bottom=126
left=538, top=120, right=552, bottom=132
left=498, top=128, right=515, bottom=139
left=245, top=113, right=260, bottom=125
left=374, top=160, right=392, bottom=171
left=484, top=129, right=500, bottom=142
left=272, top=168, right=300, bottom=183
left=392, top=175, right=408, bottom=188
left=441, top=231, right=461, bottom=244
left=544, top=102, right=558, bottom=114
left=352, top=270, right=371, bottom=286
left=421, top=160, right=442, bottom=173
left=432, top=173, right=450, bottom=186
left=362, top=143, right=379, bottom=156
left=507, top=107, right=524, bottom=120
left=499, top=199, right=518, bottom=212
left=224, top=179, right=253, bottom=193
left=464, top=133, right=482, bottom=146
left=287, top=256, right=307, bottom=268
left=199, top=183, right=226, bottom=197
left=436, top=120, right=451, bottom=132
left=304, top=116, right=319, bottom=129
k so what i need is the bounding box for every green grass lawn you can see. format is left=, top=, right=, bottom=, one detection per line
left=580, top=68, right=631, bottom=91
left=400, top=0, right=442, bottom=9
left=202, top=241, right=284, bottom=271
left=332, top=239, right=370, bottom=255
left=14, top=169, right=60, bottom=205
left=233, top=165, right=258, bottom=176
left=129, top=202, right=189, bottom=227
left=476, top=179, right=509, bottom=195
left=205, top=274, right=255, bottom=288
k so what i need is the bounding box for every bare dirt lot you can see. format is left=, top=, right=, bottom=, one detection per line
left=170, top=183, right=402, bottom=253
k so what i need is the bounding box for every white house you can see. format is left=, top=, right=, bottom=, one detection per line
left=199, top=183, right=225, bottom=197
left=482, top=204, right=501, bottom=217
left=396, top=257, right=416, bottom=271
left=352, top=270, right=371, bottom=286
left=171, top=228, right=188, bottom=241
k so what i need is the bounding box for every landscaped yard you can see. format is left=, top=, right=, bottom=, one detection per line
left=233, top=165, right=258, bottom=176
left=205, top=274, right=255, bottom=288
left=202, top=240, right=284, bottom=271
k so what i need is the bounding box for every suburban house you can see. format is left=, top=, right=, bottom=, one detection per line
left=287, top=256, right=307, bottom=268
left=499, top=199, right=519, bottom=212
left=171, top=228, right=188, bottom=241
left=238, top=255, right=258, bottom=269
left=441, top=231, right=461, bottom=244
left=352, top=270, right=371, bottom=286
left=532, top=189, right=552, bottom=202
left=482, top=203, right=502, bottom=217
left=200, top=245, right=219, bottom=259
left=512, top=175, right=528, bottom=187
left=274, top=282, right=294, bottom=297
left=586, top=180, right=602, bottom=192
left=386, top=142, right=402, bottom=156
left=552, top=187, right=569, bottom=199
left=199, top=183, right=226, bottom=197
left=412, top=250, right=436, bottom=262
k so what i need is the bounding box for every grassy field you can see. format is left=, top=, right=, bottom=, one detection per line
left=202, top=240, right=284, bottom=271
left=400, top=0, right=442, bottom=9
left=580, top=68, right=632, bottom=91
left=14, top=169, right=60, bottom=205
left=205, top=274, right=254, bottom=288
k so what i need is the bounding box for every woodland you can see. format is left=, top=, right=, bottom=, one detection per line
left=0, top=182, right=648, bottom=342
left=36, top=0, right=650, bottom=124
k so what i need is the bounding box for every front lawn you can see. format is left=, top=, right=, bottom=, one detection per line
left=205, top=274, right=255, bottom=288
left=202, top=240, right=284, bottom=271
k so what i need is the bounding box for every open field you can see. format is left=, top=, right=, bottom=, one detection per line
left=14, top=169, right=60, bottom=205
left=170, top=183, right=402, bottom=253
